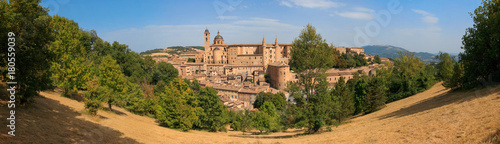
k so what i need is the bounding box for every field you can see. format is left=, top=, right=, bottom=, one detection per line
left=1, top=82, right=499, bottom=143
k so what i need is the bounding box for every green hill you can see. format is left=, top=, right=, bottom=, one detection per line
left=362, top=45, right=437, bottom=63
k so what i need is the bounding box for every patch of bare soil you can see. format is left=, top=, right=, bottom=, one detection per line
left=1, top=82, right=499, bottom=143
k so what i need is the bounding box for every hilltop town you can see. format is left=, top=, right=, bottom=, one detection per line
left=150, top=29, right=389, bottom=110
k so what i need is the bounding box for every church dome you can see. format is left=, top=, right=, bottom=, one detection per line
left=214, top=34, right=223, bottom=41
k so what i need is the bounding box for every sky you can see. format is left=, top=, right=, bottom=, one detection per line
left=40, top=0, right=482, bottom=54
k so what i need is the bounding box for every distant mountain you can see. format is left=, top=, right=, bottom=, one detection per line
left=362, top=45, right=437, bottom=63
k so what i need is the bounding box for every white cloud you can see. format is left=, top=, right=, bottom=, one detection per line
left=334, top=11, right=374, bottom=20
left=412, top=9, right=439, bottom=24
left=422, top=16, right=439, bottom=24
left=331, top=7, right=374, bottom=20
left=280, top=0, right=344, bottom=9
left=279, top=0, right=293, bottom=7
left=101, top=18, right=302, bottom=52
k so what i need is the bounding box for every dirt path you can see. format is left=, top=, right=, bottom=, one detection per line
left=1, top=82, right=499, bottom=143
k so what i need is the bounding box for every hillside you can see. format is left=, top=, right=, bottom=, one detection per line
left=363, top=45, right=437, bottom=63
left=140, top=46, right=204, bottom=56
left=1, top=82, right=499, bottom=143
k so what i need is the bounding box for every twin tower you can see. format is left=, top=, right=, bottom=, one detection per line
left=199, top=28, right=292, bottom=67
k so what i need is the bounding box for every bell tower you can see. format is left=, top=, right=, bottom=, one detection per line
left=204, top=28, right=210, bottom=51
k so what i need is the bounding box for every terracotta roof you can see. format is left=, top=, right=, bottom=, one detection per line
left=237, top=54, right=262, bottom=56
left=327, top=72, right=340, bottom=76
left=268, top=61, right=288, bottom=67
left=339, top=72, right=352, bottom=75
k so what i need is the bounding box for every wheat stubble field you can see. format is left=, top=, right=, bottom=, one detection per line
left=1, top=82, right=499, bottom=144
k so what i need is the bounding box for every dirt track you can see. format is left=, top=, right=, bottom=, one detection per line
left=1, top=82, right=499, bottom=143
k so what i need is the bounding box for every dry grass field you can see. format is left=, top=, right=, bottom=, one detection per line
left=1, top=82, right=499, bottom=144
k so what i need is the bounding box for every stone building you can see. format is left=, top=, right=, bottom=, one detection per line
left=267, top=62, right=292, bottom=90
left=196, top=29, right=292, bottom=69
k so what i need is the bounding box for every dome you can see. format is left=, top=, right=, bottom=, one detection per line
left=214, top=34, right=223, bottom=41
left=204, top=29, right=209, bottom=33
left=213, top=47, right=220, bottom=51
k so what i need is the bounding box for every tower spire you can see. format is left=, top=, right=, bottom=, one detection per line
left=275, top=36, right=278, bottom=45
left=262, top=36, right=266, bottom=44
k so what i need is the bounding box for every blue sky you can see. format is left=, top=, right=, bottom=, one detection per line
left=41, top=0, right=482, bottom=54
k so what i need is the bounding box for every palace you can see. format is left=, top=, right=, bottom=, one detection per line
left=196, top=29, right=292, bottom=69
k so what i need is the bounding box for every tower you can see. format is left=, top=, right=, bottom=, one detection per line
left=204, top=28, right=210, bottom=51
left=275, top=37, right=278, bottom=46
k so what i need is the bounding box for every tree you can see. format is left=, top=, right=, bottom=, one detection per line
left=332, top=76, right=354, bottom=122
left=364, top=76, right=388, bottom=113
left=354, top=54, right=368, bottom=66
left=187, top=58, right=196, bottom=62
left=152, top=62, right=178, bottom=84
left=374, top=55, right=382, bottom=64
left=460, top=0, right=500, bottom=88
left=197, top=87, right=228, bottom=132
left=98, top=55, right=127, bottom=111
left=49, top=15, right=91, bottom=96
left=446, top=62, right=464, bottom=88
left=0, top=0, right=54, bottom=104
left=289, top=24, right=335, bottom=100
left=84, top=76, right=102, bottom=115
left=387, top=51, right=427, bottom=102
left=354, top=78, right=368, bottom=114
left=305, top=74, right=337, bottom=132
left=156, top=78, right=199, bottom=131
left=239, top=110, right=254, bottom=134
left=435, top=52, right=455, bottom=84
left=253, top=92, right=287, bottom=111
left=253, top=111, right=272, bottom=133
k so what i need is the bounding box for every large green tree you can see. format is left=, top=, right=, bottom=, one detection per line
left=98, top=55, right=127, bottom=111
left=460, top=0, right=500, bottom=88
left=332, top=76, right=354, bottom=122
left=49, top=15, right=91, bottom=96
left=354, top=78, right=368, bottom=114
left=156, top=78, right=200, bottom=131
left=197, top=87, right=228, bottom=132
left=253, top=101, right=278, bottom=133
left=289, top=24, right=335, bottom=99
left=0, top=0, right=54, bottom=104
